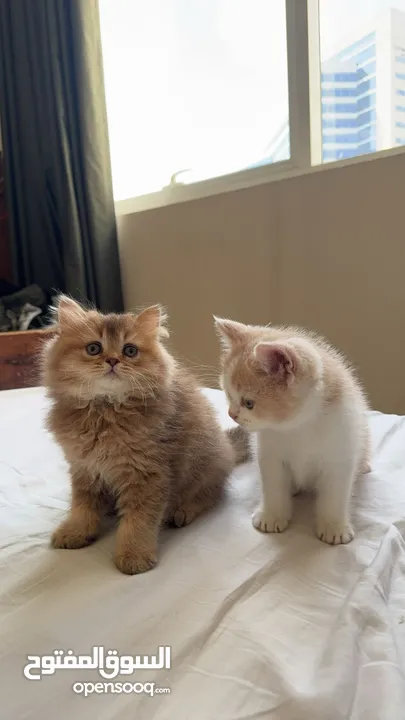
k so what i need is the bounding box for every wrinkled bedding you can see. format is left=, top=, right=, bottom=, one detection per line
left=0, top=386, right=404, bottom=720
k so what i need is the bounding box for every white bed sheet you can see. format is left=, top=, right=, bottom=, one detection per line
left=0, top=387, right=404, bottom=720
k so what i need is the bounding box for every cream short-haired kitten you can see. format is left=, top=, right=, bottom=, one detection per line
left=214, top=317, right=371, bottom=545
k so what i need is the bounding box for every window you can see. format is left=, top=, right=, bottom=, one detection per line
left=319, top=0, right=405, bottom=165
left=322, top=88, right=358, bottom=97
left=323, top=118, right=357, bottom=128
left=323, top=148, right=360, bottom=160
left=323, top=133, right=360, bottom=144
left=322, top=103, right=358, bottom=113
left=358, top=77, right=377, bottom=95
left=362, top=60, right=377, bottom=75
left=357, top=94, right=375, bottom=111
left=358, top=46, right=377, bottom=66
left=357, top=140, right=376, bottom=151
left=322, top=72, right=359, bottom=82
left=99, top=0, right=289, bottom=201
left=100, top=0, right=405, bottom=208
left=358, top=125, right=374, bottom=141
left=358, top=109, right=376, bottom=125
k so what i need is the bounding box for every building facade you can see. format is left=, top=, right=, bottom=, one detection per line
left=260, top=7, right=405, bottom=166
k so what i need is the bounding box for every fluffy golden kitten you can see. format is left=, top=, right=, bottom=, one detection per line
left=42, top=297, right=249, bottom=575
left=214, top=317, right=370, bottom=546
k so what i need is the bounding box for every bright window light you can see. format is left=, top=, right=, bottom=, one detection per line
left=99, top=0, right=405, bottom=208
left=99, top=0, right=289, bottom=201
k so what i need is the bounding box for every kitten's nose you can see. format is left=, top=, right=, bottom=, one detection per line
left=228, top=409, right=239, bottom=421
left=106, top=357, right=120, bottom=368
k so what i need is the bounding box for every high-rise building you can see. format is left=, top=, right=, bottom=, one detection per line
left=258, top=7, right=405, bottom=166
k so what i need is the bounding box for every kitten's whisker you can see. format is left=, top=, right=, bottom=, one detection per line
left=184, top=360, right=220, bottom=374
left=129, top=376, right=148, bottom=404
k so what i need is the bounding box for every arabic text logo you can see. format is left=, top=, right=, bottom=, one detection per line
left=23, top=646, right=171, bottom=681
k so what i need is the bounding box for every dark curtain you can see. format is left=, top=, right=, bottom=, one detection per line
left=0, top=0, right=123, bottom=312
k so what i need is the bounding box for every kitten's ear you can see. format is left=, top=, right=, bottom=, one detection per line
left=53, top=295, right=86, bottom=328
left=213, top=317, right=248, bottom=348
left=254, top=342, right=296, bottom=381
left=135, top=305, right=169, bottom=339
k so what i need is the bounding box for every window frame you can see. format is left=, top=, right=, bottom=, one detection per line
left=113, top=0, right=405, bottom=216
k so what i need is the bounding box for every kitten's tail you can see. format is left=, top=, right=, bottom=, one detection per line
left=226, top=426, right=252, bottom=465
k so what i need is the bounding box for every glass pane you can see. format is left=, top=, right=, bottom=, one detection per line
left=319, top=1, right=405, bottom=164
left=99, top=0, right=289, bottom=200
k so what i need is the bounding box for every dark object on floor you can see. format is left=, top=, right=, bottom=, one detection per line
left=0, top=283, right=54, bottom=333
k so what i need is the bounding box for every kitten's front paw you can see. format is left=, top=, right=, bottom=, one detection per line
left=316, top=519, right=354, bottom=545
left=115, top=550, right=157, bottom=575
left=51, top=520, right=98, bottom=549
left=171, top=508, right=196, bottom=528
left=252, top=508, right=290, bottom=534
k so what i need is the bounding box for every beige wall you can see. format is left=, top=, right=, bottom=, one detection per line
left=117, top=152, right=405, bottom=414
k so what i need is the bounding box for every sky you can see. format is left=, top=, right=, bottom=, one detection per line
left=99, top=0, right=405, bottom=200
left=321, top=0, right=405, bottom=57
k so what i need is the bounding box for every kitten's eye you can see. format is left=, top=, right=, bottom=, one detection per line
left=123, top=343, right=139, bottom=358
left=86, top=342, right=102, bottom=356
left=243, top=398, right=255, bottom=410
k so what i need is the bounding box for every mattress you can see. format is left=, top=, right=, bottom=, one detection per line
left=0, top=387, right=404, bottom=720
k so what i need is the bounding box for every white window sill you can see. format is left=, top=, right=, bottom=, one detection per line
left=114, top=144, right=405, bottom=217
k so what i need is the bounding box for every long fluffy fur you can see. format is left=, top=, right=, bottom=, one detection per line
left=42, top=297, right=249, bottom=575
